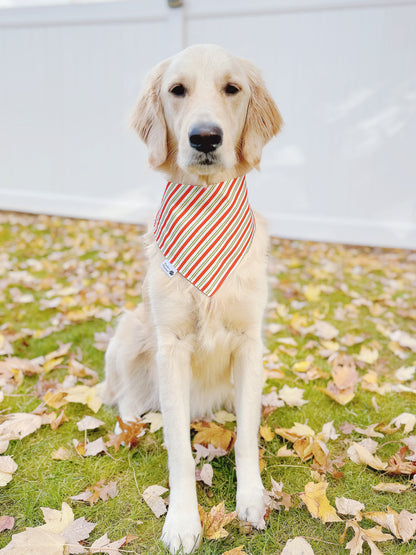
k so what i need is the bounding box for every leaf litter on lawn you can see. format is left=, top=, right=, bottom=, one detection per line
left=1, top=212, right=416, bottom=553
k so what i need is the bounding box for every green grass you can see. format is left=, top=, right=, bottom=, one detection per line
left=1, top=212, right=416, bottom=554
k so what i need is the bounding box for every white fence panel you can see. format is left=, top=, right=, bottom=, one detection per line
left=1, top=0, right=415, bottom=248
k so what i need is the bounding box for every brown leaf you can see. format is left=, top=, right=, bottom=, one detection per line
left=341, top=520, right=393, bottom=555
left=347, top=442, right=387, bottom=470
left=90, top=533, right=131, bottom=554
left=320, top=382, right=355, bottom=405
left=221, top=547, right=248, bottom=555
left=192, top=421, right=235, bottom=452
left=106, top=417, right=147, bottom=452
left=203, top=501, right=237, bottom=540
left=365, top=507, right=416, bottom=541
left=70, top=480, right=118, bottom=506
left=49, top=410, right=68, bottom=431
left=372, top=482, right=411, bottom=493
left=68, top=359, right=99, bottom=386
left=386, top=446, right=416, bottom=475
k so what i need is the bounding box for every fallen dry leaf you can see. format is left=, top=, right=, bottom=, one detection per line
left=106, top=417, right=147, bottom=452
left=195, top=463, right=213, bottom=487
left=193, top=443, right=227, bottom=464
left=192, top=421, right=235, bottom=452
left=140, top=411, right=163, bottom=433
left=64, top=385, right=102, bottom=413
left=347, top=442, right=387, bottom=470
left=221, top=546, right=248, bottom=555
left=70, top=480, right=118, bottom=506
left=341, top=520, right=393, bottom=555
left=264, top=478, right=292, bottom=512
left=278, top=385, right=308, bottom=407
left=142, top=485, right=169, bottom=518
left=299, top=481, right=341, bottom=523
left=335, top=496, right=365, bottom=518
left=0, top=413, right=43, bottom=443
left=365, top=506, right=416, bottom=541
left=76, top=415, right=105, bottom=432
left=0, top=516, right=14, bottom=533
left=355, top=345, right=379, bottom=364
left=314, top=320, right=339, bottom=340
left=389, top=413, right=416, bottom=434
left=372, top=482, right=411, bottom=493
left=281, top=536, right=314, bottom=554
left=386, top=446, right=416, bottom=475
left=212, top=410, right=236, bottom=426
left=73, top=437, right=108, bottom=457
left=202, top=501, right=237, bottom=540
left=259, top=425, right=275, bottom=442
left=0, top=502, right=96, bottom=554
left=0, top=456, right=18, bottom=487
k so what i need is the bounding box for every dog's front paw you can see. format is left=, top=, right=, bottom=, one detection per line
left=161, top=507, right=202, bottom=554
left=236, top=486, right=266, bottom=529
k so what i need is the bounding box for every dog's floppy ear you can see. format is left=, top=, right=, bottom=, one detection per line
left=130, top=60, right=170, bottom=168
left=239, top=59, right=283, bottom=168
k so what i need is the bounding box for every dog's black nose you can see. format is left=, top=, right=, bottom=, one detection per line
left=189, top=124, right=223, bottom=153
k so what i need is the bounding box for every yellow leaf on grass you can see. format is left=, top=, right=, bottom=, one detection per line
left=260, top=425, right=275, bottom=442
left=221, top=547, right=248, bottom=555
left=349, top=442, right=387, bottom=471
left=304, top=285, right=321, bottom=302
left=372, top=482, right=411, bottom=494
left=64, top=385, right=102, bottom=413
left=300, top=481, right=341, bottom=523
left=320, top=382, right=355, bottom=405
left=44, top=390, right=68, bottom=410
left=292, top=360, right=311, bottom=373
left=341, top=520, right=393, bottom=555
left=275, top=423, right=315, bottom=443
left=365, top=507, right=416, bottom=541
left=356, top=346, right=379, bottom=364
left=192, top=422, right=235, bottom=451
left=43, top=356, right=64, bottom=374
left=203, top=501, right=237, bottom=540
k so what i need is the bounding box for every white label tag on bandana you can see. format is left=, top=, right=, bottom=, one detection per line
left=161, top=259, right=177, bottom=278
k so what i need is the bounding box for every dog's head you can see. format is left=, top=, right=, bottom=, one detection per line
left=131, top=44, right=282, bottom=180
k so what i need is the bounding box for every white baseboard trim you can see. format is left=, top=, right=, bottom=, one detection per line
left=265, top=210, right=416, bottom=249
left=1, top=190, right=415, bottom=250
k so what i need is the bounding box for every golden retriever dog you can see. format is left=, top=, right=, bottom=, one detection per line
left=103, top=44, right=282, bottom=553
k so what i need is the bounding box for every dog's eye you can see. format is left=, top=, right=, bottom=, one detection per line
left=170, top=84, right=186, bottom=97
left=224, top=83, right=240, bottom=95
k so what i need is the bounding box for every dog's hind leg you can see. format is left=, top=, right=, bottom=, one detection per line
left=101, top=305, right=159, bottom=422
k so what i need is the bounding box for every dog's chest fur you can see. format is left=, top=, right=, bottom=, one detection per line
left=143, top=213, right=269, bottom=418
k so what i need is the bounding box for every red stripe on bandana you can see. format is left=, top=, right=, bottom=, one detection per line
left=154, top=176, right=255, bottom=296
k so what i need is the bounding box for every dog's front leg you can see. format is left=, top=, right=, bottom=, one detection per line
left=233, top=335, right=266, bottom=529
left=157, top=334, right=202, bottom=554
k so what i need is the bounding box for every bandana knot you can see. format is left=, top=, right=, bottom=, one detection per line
left=153, top=176, right=255, bottom=296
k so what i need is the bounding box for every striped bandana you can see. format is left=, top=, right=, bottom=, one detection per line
left=153, top=175, right=256, bottom=297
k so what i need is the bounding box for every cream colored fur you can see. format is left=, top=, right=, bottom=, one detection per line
left=102, top=44, right=282, bottom=554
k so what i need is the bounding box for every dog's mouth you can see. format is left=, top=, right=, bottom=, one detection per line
left=188, top=152, right=224, bottom=173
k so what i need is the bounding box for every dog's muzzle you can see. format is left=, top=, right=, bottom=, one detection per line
left=189, top=124, right=223, bottom=154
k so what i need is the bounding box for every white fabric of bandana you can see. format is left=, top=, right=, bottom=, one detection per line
left=154, top=175, right=256, bottom=297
